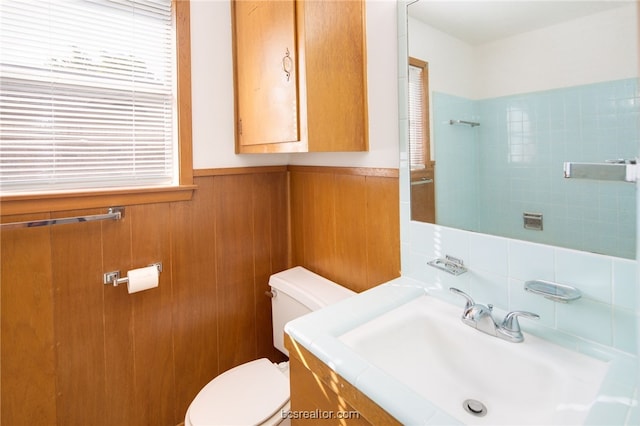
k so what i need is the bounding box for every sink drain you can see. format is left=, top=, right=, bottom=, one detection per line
left=463, top=399, right=487, bottom=417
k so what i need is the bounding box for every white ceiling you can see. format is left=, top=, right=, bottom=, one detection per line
left=408, top=0, right=634, bottom=45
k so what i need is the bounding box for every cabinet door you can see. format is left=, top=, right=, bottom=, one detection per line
left=233, top=0, right=299, bottom=147
left=302, top=0, right=368, bottom=152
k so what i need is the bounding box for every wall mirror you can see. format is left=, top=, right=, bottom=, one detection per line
left=407, top=0, right=638, bottom=259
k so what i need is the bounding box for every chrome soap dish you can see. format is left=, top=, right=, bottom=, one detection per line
left=524, top=280, right=581, bottom=303
left=428, top=255, right=467, bottom=276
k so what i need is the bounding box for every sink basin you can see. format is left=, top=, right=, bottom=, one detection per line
left=339, top=295, right=610, bottom=425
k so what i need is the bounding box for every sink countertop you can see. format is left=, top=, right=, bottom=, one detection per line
left=284, top=276, right=638, bottom=425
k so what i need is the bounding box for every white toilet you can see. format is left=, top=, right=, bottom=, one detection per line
left=184, top=266, right=356, bottom=426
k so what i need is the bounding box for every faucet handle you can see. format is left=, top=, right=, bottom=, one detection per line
left=501, top=311, right=540, bottom=332
left=449, top=287, right=475, bottom=310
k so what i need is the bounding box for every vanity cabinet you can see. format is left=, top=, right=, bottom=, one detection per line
left=285, top=335, right=400, bottom=425
left=231, top=0, right=369, bottom=153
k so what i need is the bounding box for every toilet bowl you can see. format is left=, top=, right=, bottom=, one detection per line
left=184, top=266, right=355, bottom=426
left=185, top=358, right=290, bottom=426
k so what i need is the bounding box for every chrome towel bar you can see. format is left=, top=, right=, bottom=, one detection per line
left=411, top=178, right=434, bottom=186
left=1, top=207, right=124, bottom=230
left=449, top=119, right=480, bottom=127
left=563, top=161, right=637, bottom=183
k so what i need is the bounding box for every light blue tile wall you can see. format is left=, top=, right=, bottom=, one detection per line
left=432, top=92, right=479, bottom=231
left=402, top=220, right=638, bottom=355
left=432, top=79, right=639, bottom=259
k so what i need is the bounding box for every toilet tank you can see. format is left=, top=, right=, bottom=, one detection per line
left=269, top=266, right=355, bottom=356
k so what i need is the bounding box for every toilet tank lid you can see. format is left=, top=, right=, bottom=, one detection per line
left=269, top=266, right=355, bottom=311
left=188, top=358, right=289, bottom=426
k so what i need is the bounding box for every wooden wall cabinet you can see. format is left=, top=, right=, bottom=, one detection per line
left=232, top=0, right=369, bottom=153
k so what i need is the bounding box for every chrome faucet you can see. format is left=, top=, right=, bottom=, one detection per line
left=450, top=287, right=539, bottom=343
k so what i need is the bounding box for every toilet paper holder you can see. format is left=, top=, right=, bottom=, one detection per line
left=103, top=262, right=163, bottom=287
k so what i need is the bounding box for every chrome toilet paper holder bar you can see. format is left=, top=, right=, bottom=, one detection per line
left=103, top=262, right=163, bottom=287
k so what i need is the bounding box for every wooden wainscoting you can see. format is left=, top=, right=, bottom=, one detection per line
left=1, top=169, right=288, bottom=426
left=1, top=165, right=400, bottom=426
left=288, top=166, right=401, bottom=292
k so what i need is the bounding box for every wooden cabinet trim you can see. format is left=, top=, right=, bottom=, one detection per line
left=194, top=166, right=288, bottom=177
left=287, top=165, right=398, bottom=178
left=0, top=185, right=196, bottom=216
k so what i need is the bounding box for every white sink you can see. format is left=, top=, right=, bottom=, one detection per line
left=339, top=295, right=610, bottom=425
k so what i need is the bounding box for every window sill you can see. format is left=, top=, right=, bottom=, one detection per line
left=0, top=185, right=196, bottom=216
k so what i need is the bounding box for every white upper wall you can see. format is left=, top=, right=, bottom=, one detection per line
left=190, top=0, right=400, bottom=170
left=475, top=3, right=638, bottom=99
left=408, top=15, right=476, bottom=99
left=409, top=2, right=638, bottom=100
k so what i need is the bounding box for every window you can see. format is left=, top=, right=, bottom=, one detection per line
left=408, top=57, right=431, bottom=170
left=0, top=0, right=193, bottom=213
left=408, top=57, right=435, bottom=223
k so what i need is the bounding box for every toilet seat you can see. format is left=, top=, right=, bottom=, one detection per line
left=187, top=358, right=289, bottom=426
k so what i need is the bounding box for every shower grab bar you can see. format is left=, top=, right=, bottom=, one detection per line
left=449, top=119, right=480, bottom=127
left=1, top=207, right=124, bottom=230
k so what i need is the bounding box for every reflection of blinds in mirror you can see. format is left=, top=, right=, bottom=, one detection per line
left=408, top=63, right=426, bottom=170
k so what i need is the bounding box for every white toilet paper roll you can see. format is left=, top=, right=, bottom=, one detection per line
left=127, top=265, right=159, bottom=294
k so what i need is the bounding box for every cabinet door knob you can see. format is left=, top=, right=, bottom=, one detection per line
left=282, top=48, right=292, bottom=82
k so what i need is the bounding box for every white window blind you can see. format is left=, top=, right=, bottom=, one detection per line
left=0, top=0, right=176, bottom=194
left=408, top=63, right=425, bottom=170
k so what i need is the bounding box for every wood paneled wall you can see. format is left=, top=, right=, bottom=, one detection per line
left=289, top=166, right=400, bottom=293
left=1, top=165, right=400, bottom=426
left=1, top=170, right=288, bottom=426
